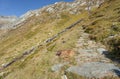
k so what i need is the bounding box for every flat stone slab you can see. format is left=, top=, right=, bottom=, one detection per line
left=67, top=62, right=120, bottom=78
left=51, top=62, right=69, bottom=72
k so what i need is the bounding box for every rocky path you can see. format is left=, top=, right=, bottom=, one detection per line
left=67, top=31, right=120, bottom=78
left=75, top=32, right=110, bottom=65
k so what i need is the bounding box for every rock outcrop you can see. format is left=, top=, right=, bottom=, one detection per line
left=0, top=0, right=105, bottom=30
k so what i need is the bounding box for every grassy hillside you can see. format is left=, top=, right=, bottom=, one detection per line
left=83, top=0, right=120, bottom=59
left=0, top=12, right=85, bottom=65
left=2, top=21, right=83, bottom=79
left=0, top=11, right=87, bottom=79
left=0, top=0, right=120, bottom=79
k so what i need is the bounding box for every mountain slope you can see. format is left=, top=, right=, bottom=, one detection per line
left=83, top=0, right=120, bottom=58
left=0, top=0, right=120, bottom=79
left=0, top=0, right=101, bottom=67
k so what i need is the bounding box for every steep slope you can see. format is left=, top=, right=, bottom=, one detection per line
left=0, top=0, right=102, bottom=67
left=83, top=0, right=120, bottom=59
left=0, top=0, right=103, bottom=36
left=0, top=0, right=120, bottom=79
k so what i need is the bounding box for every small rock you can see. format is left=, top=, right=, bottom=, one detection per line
left=46, top=7, right=55, bottom=13
left=61, top=75, right=68, bottom=79
left=78, top=49, right=94, bottom=53
left=97, top=48, right=109, bottom=55
left=62, top=41, right=66, bottom=43
left=0, top=72, right=6, bottom=77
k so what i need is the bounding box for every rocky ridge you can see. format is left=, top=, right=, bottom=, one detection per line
left=0, top=0, right=104, bottom=30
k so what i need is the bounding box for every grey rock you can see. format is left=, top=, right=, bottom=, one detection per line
left=97, top=48, right=109, bottom=55
left=51, top=64, right=63, bottom=72
left=61, top=75, right=68, bottom=79
left=78, top=49, right=94, bottom=53
left=67, top=62, right=120, bottom=78
left=46, top=7, right=55, bottom=13
left=51, top=62, right=69, bottom=72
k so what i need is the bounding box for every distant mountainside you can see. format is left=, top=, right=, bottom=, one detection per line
left=0, top=16, right=18, bottom=29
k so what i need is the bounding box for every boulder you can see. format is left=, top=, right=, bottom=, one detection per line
left=66, top=62, right=120, bottom=78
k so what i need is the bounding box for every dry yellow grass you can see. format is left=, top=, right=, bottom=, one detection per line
left=0, top=11, right=86, bottom=79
